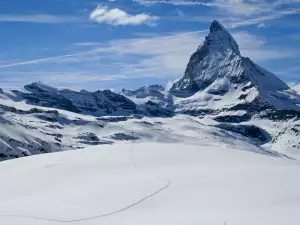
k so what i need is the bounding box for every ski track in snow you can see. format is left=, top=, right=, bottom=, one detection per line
left=0, top=142, right=172, bottom=224
left=0, top=180, right=171, bottom=223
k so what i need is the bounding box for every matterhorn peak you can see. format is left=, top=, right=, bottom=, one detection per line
left=170, top=21, right=242, bottom=96
left=170, top=20, right=300, bottom=111
left=204, top=20, right=240, bottom=56
left=209, top=20, right=226, bottom=33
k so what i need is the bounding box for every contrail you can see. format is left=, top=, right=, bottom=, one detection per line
left=0, top=53, right=84, bottom=69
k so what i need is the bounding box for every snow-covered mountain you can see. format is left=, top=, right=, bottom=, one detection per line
left=121, top=21, right=300, bottom=120
left=2, top=82, right=139, bottom=116
left=170, top=20, right=300, bottom=114
left=120, top=21, right=300, bottom=158
left=0, top=20, right=300, bottom=160
left=1, top=89, right=289, bottom=160
left=1, top=21, right=300, bottom=225
left=121, top=85, right=174, bottom=117
left=122, top=84, right=165, bottom=97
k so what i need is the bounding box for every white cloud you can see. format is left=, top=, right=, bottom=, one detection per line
left=288, top=82, right=300, bottom=94
left=89, top=6, right=159, bottom=26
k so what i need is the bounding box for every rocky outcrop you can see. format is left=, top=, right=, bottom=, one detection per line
left=216, top=123, right=272, bottom=145
left=12, top=82, right=140, bottom=116
left=122, top=84, right=174, bottom=117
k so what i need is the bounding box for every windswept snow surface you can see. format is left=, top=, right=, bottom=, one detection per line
left=0, top=143, right=300, bottom=225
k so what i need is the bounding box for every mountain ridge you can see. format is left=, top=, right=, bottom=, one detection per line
left=0, top=20, right=300, bottom=160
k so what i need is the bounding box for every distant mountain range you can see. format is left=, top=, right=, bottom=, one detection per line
left=0, top=20, right=300, bottom=160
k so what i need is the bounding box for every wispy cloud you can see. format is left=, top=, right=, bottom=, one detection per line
left=134, top=0, right=214, bottom=7
left=0, top=53, right=87, bottom=68
left=136, top=0, right=300, bottom=28
left=226, top=8, right=300, bottom=28
left=89, top=5, right=159, bottom=26
left=48, top=73, right=127, bottom=82
left=0, top=71, right=129, bottom=91
left=135, top=0, right=265, bottom=15
left=136, top=0, right=300, bottom=14
left=0, top=14, right=80, bottom=23
left=0, top=29, right=295, bottom=83
left=287, top=33, right=300, bottom=41
left=73, top=42, right=102, bottom=46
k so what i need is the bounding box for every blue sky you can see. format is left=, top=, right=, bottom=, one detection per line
left=0, top=0, right=300, bottom=91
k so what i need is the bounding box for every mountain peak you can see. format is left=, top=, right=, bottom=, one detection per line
left=205, top=20, right=240, bottom=56
left=210, top=20, right=226, bottom=33
left=170, top=21, right=300, bottom=111
left=25, top=82, right=58, bottom=94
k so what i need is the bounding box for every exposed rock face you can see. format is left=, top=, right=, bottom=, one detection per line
left=144, top=100, right=174, bottom=117
left=122, top=85, right=165, bottom=97
left=12, top=82, right=139, bottom=116
left=259, top=109, right=300, bottom=121
left=76, top=132, right=113, bottom=145
left=109, top=133, right=139, bottom=141
left=213, top=114, right=252, bottom=123
left=216, top=123, right=272, bottom=145
left=170, top=20, right=300, bottom=113
left=122, top=85, right=174, bottom=117
left=171, top=21, right=241, bottom=96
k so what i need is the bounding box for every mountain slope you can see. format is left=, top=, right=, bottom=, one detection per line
left=119, top=21, right=300, bottom=158
left=170, top=20, right=300, bottom=113
left=1, top=92, right=286, bottom=160
left=0, top=21, right=300, bottom=160
left=3, top=82, right=139, bottom=116
left=0, top=143, right=299, bottom=225
left=121, top=85, right=174, bottom=117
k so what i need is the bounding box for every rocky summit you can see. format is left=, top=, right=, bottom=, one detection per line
left=170, top=20, right=300, bottom=113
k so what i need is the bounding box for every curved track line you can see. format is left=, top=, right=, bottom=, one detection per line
left=0, top=178, right=171, bottom=223
left=0, top=143, right=172, bottom=223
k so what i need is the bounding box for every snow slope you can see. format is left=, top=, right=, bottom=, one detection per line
left=0, top=143, right=299, bottom=225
